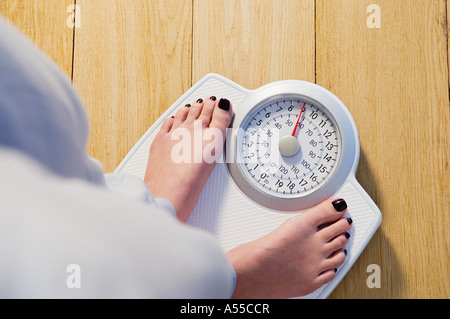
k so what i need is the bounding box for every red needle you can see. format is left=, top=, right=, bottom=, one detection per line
left=291, top=102, right=306, bottom=137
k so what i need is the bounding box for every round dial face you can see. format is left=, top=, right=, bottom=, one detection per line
left=236, top=97, right=342, bottom=199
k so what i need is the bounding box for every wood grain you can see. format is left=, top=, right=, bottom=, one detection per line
left=73, top=0, right=192, bottom=172
left=317, top=0, right=450, bottom=298
left=193, top=0, right=315, bottom=88
left=0, top=0, right=74, bottom=78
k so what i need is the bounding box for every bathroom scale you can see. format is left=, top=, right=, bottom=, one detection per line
left=115, top=73, right=382, bottom=299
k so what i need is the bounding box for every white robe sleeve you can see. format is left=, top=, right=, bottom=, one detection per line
left=0, top=149, right=236, bottom=298
left=104, top=173, right=177, bottom=218
left=0, top=14, right=235, bottom=298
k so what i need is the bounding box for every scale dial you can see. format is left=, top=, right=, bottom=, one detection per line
left=226, top=81, right=358, bottom=212
left=238, top=99, right=342, bottom=199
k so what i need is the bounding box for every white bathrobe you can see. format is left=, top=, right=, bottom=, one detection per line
left=0, top=15, right=235, bottom=298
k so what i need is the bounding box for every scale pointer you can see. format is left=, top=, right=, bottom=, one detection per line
left=291, top=102, right=306, bottom=137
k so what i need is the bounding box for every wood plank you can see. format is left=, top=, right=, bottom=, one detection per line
left=0, top=0, right=74, bottom=78
left=317, top=0, right=450, bottom=298
left=73, top=0, right=192, bottom=172
left=193, top=0, right=315, bottom=89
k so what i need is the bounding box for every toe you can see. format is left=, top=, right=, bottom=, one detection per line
left=209, top=98, right=233, bottom=132
left=198, top=96, right=217, bottom=126
left=160, top=117, right=174, bottom=133
left=323, top=233, right=349, bottom=257
left=301, top=198, right=348, bottom=229
left=314, top=269, right=336, bottom=288
left=186, top=98, right=205, bottom=122
left=173, top=104, right=191, bottom=127
left=321, top=249, right=347, bottom=272
left=319, top=217, right=352, bottom=242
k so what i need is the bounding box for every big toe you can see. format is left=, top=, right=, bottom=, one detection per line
left=301, top=198, right=348, bottom=228
left=209, top=98, right=233, bottom=132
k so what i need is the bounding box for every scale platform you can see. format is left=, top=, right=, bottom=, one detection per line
left=115, top=73, right=382, bottom=299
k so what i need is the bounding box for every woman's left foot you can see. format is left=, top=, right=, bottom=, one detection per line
left=144, top=97, right=232, bottom=223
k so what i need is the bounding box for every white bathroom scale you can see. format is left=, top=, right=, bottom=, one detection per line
left=115, top=73, right=382, bottom=299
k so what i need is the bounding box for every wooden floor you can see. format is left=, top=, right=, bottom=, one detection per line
left=1, top=0, right=448, bottom=299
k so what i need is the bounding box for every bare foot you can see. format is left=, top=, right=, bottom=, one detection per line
left=227, top=198, right=352, bottom=298
left=144, top=97, right=232, bottom=223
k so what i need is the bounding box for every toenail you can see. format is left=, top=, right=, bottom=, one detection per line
left=197, top=98, right=203, bottom=103
left=185, top=104, right=191, bottom=108
left=344, top=249, right=348, bottom=256
left=347, top=218, right=353, bottom=225
left=171, top=115, right=175, bottom=119
left=332, top=199, right=347, bottom=212
left=210, top=96, right=217, bottom=101
left=334, top=268, right=338, bottom=273
left=345, top=232, right=351, bottom=239
left=218, top=98, right=231, bottom=111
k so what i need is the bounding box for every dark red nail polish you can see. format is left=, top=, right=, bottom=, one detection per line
left=170, top=115, right=175, bottom=119
left=185, top=104, right=191, bottom=108
left=332, top=199, right=347, bottom=212
left=197, top=98, right=203, bottom=103
left=345, top=232, right=351, bottom=239
left=334, top=268, right=338, bottom=273
left=218, top=98, right=230, bottom=111
left=344, top=249, right=347, bottom=256
left=210, top=96, right=217, bottom=101
left=347, top=218, right=353, bottom=225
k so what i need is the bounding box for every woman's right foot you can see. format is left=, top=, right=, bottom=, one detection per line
left=228, top=198, right=352, bottom=298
